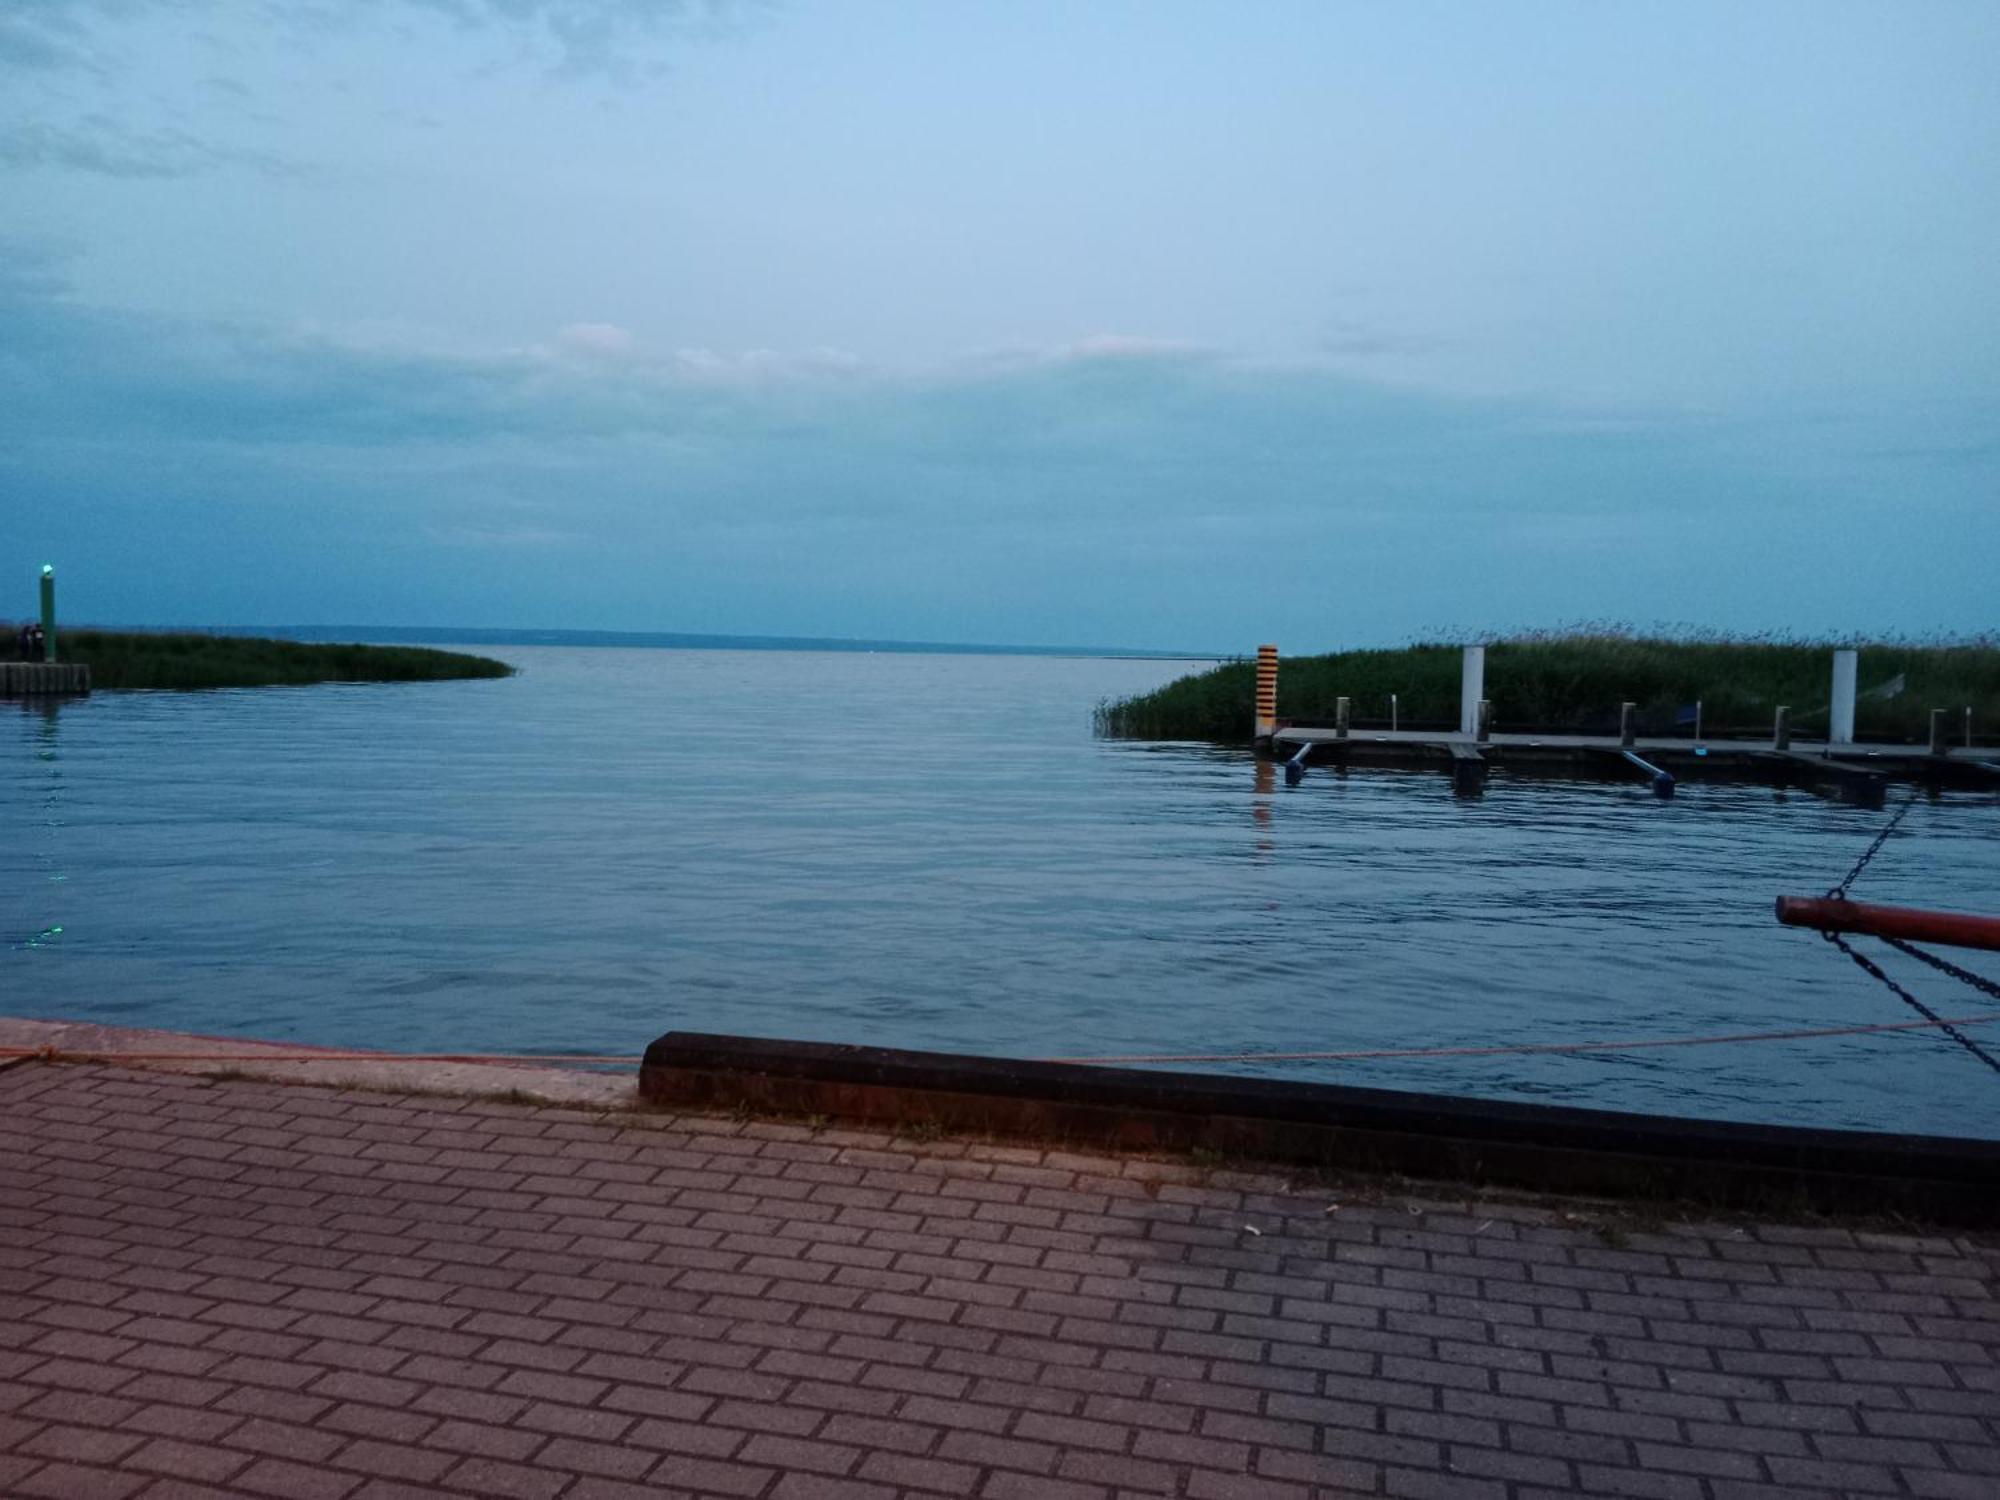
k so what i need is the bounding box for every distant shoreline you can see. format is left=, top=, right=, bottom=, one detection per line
left=103, top=624, right=1228, bottom=662
left=62, top=630, right=513, bottom=691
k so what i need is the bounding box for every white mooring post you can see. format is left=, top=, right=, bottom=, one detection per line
left=1459, top=645, right=1486, bottom=738
left=1830, top=649, right=1858, bottom=746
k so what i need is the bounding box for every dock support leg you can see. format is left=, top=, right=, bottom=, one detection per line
left=1335, top=697, right=1349, bottom=740
left=1621, top=750, right=1676, bottom=798
left=1459, top=646, right=1485, bottom=738
left=1254, top=645, right=1278, bottom=742
left=1774, top=706, right=1790, bottom=750
left=1283, top=740, right=1312, bottom=785
left=1619, top=703, right=1635, bottom=748
left=1448, top=744, right=1486, bottom=798
left=1831, top=649, right=1857, bottom=745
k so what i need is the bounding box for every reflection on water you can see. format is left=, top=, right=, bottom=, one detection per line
left=3, top=647, right=1999, bottom=1138
left=12, top=698, right=65, bottom=949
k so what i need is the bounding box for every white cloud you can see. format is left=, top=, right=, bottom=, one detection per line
left=553, top=321, right=638, bottom=358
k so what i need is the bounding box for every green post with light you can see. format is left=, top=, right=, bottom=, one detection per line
left=39, top=564, right=56, bottom=663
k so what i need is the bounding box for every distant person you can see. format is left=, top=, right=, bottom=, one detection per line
left=15, top=623, right=33, bottom=661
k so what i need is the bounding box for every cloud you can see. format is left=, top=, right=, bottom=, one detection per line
left=398, top=0, right=774, bottom=79
left=0, top=2, right=767, bottom=76
left=0, top=119, right=299, bottom=178
left=553, top=322, right=638, bottom=359
left=4, top=248, right=1993, bottom=644
left=0, top=2, right=770, bottom=187
left=1057, top=333, right=1203, bottom=363
left=0, top=8, right=104, bottom=75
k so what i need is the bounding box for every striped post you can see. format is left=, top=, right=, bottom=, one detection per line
left=1254, top=645, right=1279, bottom=741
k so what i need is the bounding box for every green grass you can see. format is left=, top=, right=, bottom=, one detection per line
left=1096, top=629, right=2000, bottom=743
left=59, top=629, right=514, bottom=691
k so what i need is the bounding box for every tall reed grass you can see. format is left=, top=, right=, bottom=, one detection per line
left=1096, top=630, right=2000, bottom=744
left=52, top=630, right=513, bottom=690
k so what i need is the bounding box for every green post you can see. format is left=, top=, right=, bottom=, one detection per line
left=39, top=564, right=56, bottom=663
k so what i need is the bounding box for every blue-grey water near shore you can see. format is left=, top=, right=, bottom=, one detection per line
left=6, top=646, right=1998, bottom=1139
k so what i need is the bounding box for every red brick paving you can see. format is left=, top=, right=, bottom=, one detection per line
left=0, top=1059, right=1994, bottom=1499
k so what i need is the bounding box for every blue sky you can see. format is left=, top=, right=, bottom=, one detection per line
left=3, top=1, right=1994, bottom=650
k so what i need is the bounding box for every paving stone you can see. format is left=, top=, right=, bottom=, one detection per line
left=0, top=1061, right=1995, bottom=1500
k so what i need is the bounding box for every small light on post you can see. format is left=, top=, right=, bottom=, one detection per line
left=38, top=564, right=56, bottom=664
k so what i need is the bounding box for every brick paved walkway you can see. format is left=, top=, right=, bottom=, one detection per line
left=0, top=1061, right=1994, bottom=1500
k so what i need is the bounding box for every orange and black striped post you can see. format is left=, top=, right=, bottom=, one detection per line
left=1254, top=644, right=1279, bottom=741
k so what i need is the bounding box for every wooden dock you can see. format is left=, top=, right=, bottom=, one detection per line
left=0, top=662, right=90, bottom=697
left=1268, top=725, right=1997, bottom=803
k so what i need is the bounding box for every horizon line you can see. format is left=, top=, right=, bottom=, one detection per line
left=99, top=622, right=1232, bottom=662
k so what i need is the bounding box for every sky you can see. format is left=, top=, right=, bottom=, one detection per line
left=2, top=0, right=1995, bottom=651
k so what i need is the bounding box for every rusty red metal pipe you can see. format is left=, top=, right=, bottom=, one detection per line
left=1776, top=896, right=2000, bottom=954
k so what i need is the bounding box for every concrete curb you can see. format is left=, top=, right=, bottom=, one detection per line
left=641, top=1032, right=2000, bottom=1226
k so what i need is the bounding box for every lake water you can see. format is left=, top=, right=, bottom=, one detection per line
left=6, top=646, right=1999, bottom=1139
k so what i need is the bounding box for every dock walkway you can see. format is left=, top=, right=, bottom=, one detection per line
left=2, top=1053, right=1996, bottom=1499
left=1269, top=727, right=1998, bottom=800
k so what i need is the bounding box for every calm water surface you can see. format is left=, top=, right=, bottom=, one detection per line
left=6, top=646, right=1999, bottom=1138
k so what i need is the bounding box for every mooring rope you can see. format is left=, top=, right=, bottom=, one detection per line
left=0, top=1048, right=643, bottom=1068
left=1045, top=1011, right=2000, bottom=1065
left=7, top=1011, right=2000, bottom=1074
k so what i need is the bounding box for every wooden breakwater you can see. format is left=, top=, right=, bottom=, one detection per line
left=0, top=662, right=90, bottom=697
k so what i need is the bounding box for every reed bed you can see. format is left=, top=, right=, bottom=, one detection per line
left=53, top=630, right=513, bottom=691
left=1097, top=631, right=2000, bottom=743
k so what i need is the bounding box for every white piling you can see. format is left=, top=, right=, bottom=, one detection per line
left=1830, top=649, right=1858, bottom=746
left=1459, top=646, right=1486, bottom=738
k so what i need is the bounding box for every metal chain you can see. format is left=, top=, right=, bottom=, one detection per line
left=1880, top=935, right=2000, bottom=1005
left=1821, top=930, right=2000, bottom=1076
left=1826, top=788, right=1920, bottom=899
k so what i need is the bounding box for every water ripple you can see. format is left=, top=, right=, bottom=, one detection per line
left=4, top=650, right=1998, bottom=1138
